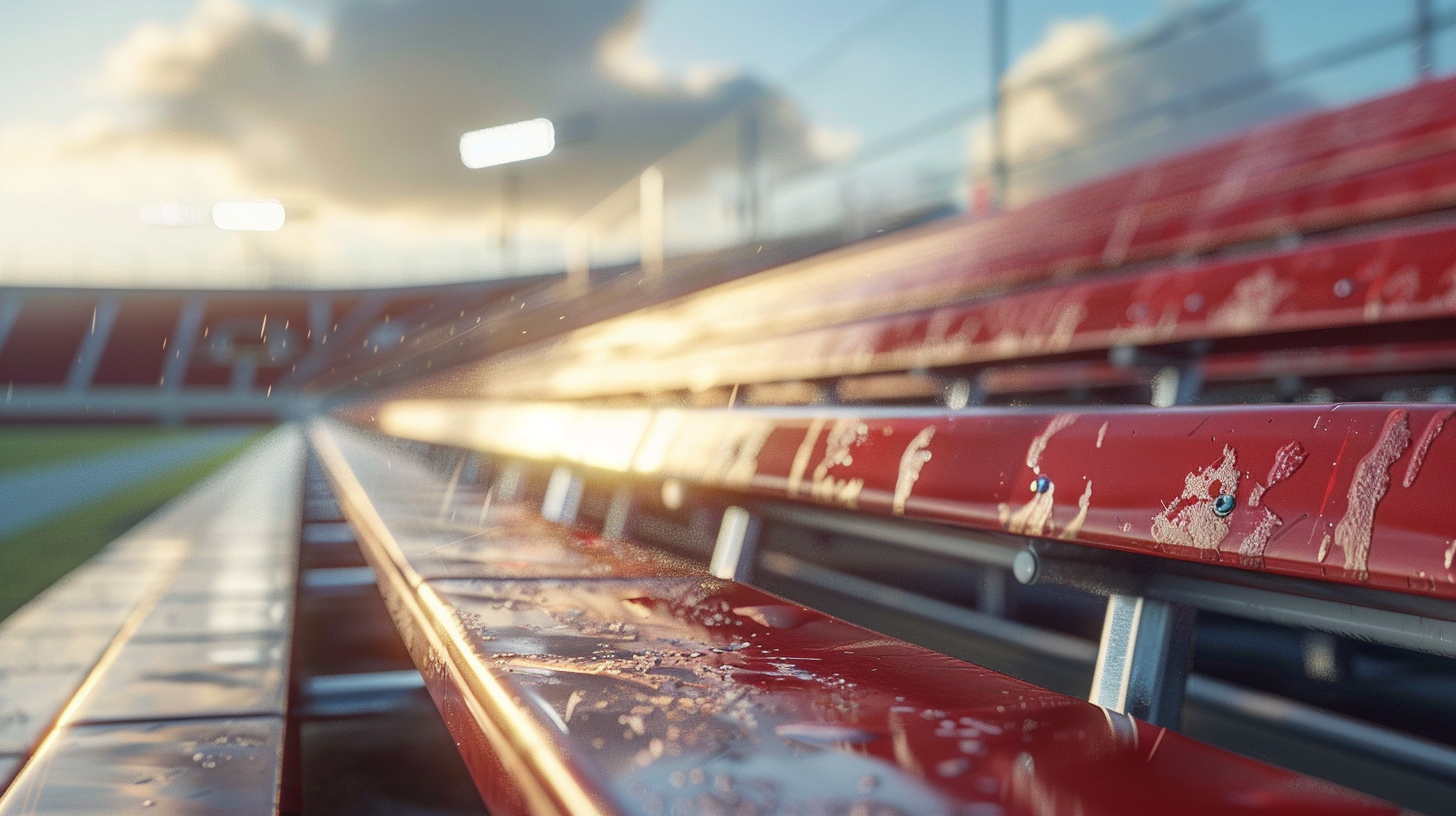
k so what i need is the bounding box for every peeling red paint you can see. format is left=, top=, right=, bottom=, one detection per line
left=382, top=401, right=1456, bottom=601
left=1333, top=410, right=1411, bottom=578
left=1403, top=407, right=1453, bottom=488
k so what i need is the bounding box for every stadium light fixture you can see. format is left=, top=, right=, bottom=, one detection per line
left=212, top=200, right=286, bottom=231
left=460, top=118, right=555, bottom=169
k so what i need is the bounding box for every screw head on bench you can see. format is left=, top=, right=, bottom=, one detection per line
left=1032, top=475, right=1051, bottom=494
left=1012, top=548, right=1040, bottom=585
left=1213, top=493, right=1236, bottom=517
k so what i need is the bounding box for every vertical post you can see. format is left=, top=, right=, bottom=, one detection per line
left=437, top=453, right=469, bottom=523
left=541, top=466, right=584, bottom=525
left=259, top=235, right=272, bottom=288
left=501, top=166, right=521, bottom=273
left=1089, top=595, right=1196, bottom=727
left=65, top=297, right=121, bottom=393
left=308, top=295, right=331, bottom=351
left=493, top=461, right=526, bottom=503
left=602, top=484, right=636, bottom=540
left=1416, top=0, right=1435, bottom=80
left=639, top=166, right=665, bottom=282
left=978, top=566, right=1007, bottom=617
left=566, top=222, right=590, bottom=295
left=738, top=102, right=761, bottom=240
left=709, top=506, right=760, bottom=582
left=160, top=297, right=204, bottom=422
left=0, top=296, right=23, bottom=359
left=988, top=0, right=1010, bottom=208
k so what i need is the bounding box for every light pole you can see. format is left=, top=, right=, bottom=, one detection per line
left=460, top=118, right=556, bottom=276
left=988, top=0, right=1009, bottom=209
left=211, top=200, right=286, bottom=286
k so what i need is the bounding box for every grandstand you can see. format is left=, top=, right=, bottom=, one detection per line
left=2, top=2, right=1456, bottom=815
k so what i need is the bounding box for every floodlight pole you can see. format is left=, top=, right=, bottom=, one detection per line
left=988, top=0, right=1009, bottom=209
left=500, top=166, right=521, bottom=274
left=640, top=166, right=665, bottom=282
left=1416, top=0, right=1435, bottom=80
left=459, top=118, right=555, bottom=276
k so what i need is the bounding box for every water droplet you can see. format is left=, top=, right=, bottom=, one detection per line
left=1213, top=493, right=1236, bottom=517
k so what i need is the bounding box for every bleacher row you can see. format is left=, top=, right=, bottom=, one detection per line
left=374, top=400, right=1456, bottom=609
left=310, top=421, right=1408, bottom=816
left=0, top=430, right=299, bottom=813
left=4, top=67, right=1456, bottom=816
left=307, top=69, right=1456, bottom=815
left=436, top=75, right=1456, bottom=405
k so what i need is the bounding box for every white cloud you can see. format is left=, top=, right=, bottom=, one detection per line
left=978, top=6, right=1315, bottom=204
left=0, top=0, right=833, bottom=286
left=73, top=0, right=820, bottom=222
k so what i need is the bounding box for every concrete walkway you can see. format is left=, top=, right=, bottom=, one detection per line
left=0, top=429, right=257, bottom=539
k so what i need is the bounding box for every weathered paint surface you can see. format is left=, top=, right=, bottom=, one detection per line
left=316, top=424, right=1403, bottom=816
left=453, top=218, right=1456, bottom=401
left=380, top=401, right=1456, bottom=601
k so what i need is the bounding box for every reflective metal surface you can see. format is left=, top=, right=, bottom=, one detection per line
left=0, top=717, right=284, bottom=816
left=379, top=401, right=1456, bottom=608
left=72, top=636, right=288, bottom=724
left=313, top=422, right=1403, bottom=816
left=0, top=427, right=302, bottom=814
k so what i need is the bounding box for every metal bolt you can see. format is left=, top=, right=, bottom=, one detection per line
left=1032, top=475, right=1051, bottom=494
left=1213, top=493, right=1236, bottom=517
left=1012, top=548, right=1040, bottom=585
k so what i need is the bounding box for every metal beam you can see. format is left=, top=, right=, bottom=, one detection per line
left=160, top=297, right=205, bottom=391
left=64, top=297, right=120, bottom=392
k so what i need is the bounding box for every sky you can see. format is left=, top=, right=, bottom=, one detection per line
left=0, top=0, right=1439, bottom=289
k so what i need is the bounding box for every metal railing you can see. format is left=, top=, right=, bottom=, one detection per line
left=565, top=0, right=1456, bottom=289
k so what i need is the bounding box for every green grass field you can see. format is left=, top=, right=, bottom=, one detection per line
left=0, top=430, right=265, bottom=620
left=0, top=426, right=220, bottom=476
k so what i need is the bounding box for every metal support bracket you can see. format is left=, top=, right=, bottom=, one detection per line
left=602, top=484, right=636, bottom=540
left=709, top=505, right=760, bottom=582
left=1090, top=594, right=1196, bottom=727
left=541, top=466, right=585, bottom=525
